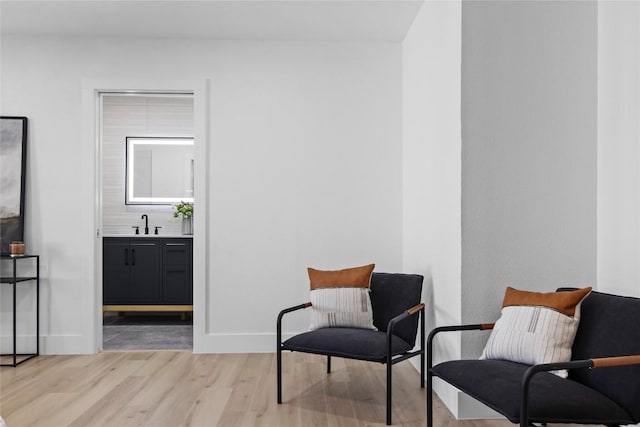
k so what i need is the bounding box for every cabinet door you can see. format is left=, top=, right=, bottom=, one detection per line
left=129, top=241, right=162, bottom=303
left=103, top=239, right=130, bottom=304
left=162, top=240, right=192, bottom=304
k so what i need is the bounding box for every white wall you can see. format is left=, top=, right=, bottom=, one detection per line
left=402, top=1, right=640, bottom=421
left=597, top=0, right=640, bottom=298
left=418, top=1, right=597, bottom=418
left=0, top=35, right=403, bottom=353
left=461, top=0, right=597, bottom=357
left=204, top=41, right=403, bottom=350
left=402, top=0, right=462, bottom=414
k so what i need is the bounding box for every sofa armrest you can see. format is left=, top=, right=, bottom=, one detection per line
left=387, top=303, right=425, bottom=338
left=386, top=303, right=425, bottom=342
left=520, top=355, right=640, bottom=427
left=427, top=323, right=495, bottom=369
left=386, top=302, right=426, bottom=368
left=388, top=303, right=425, bottom=327
left=428, top=323, right=495, bottom=341
left=278, top=302, right=312, bottom=320
left=277, top=302, right=312, bottom=345
left=592, top=354, right=640, bottom=368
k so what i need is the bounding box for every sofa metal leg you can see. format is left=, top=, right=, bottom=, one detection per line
left=426, top=325, right=435, bottom=427
left=327, top=355, right=331, bottom=374
left=420, top=307, right=425, bottom=388
left=426, top=369, right=433, bottom=427
left=386, top=361, right=392, bottom=425
left=277, top=345, right=282, bottom=404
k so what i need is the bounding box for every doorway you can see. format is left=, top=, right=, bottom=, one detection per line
left=99, top=91, right=195, bottom=351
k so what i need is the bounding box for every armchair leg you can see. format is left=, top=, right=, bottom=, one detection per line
left=420, top=307, right=425, bottom=388
left=327, top=355, right=332, bottom=374
left=426, top=368, right=433, bottom=427
left=277, top=345, right=282, bottom=404
left=386, top=361, right=392, bottom=425
left=420, top=353, right=425, bottom=388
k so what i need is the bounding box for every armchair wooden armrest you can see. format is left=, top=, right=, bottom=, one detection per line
left=406, top=303, right=425, bottom=316
left=276, top=301, right=312, bottom=404
left=426, top=321, right=496, bottom=425
left=591, top=354, right=640, bottom=368
left=387, top=303, right=425, bottom=337
left=384, top=300, right=426, bottom=417
left=277, top=302, right=312, bottom=338
left=427, top=323, right=495, bottom=365
left=278, top=302, right=311, bottom=319
left=521, top=354, right=640, bottom=426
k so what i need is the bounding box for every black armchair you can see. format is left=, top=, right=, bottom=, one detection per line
left=277, top=272, right=425, bottom=425
left=427, top=289, right=640, bottom=427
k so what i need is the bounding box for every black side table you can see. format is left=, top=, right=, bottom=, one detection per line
left=0, top=254, right=39, bottom=366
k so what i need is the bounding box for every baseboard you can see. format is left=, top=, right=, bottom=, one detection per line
left=0, top=335, right=37, bottom=355
left=457, top=392, right=503, bottom=420
left=0, top=334, right=91, bottom=355
left=193, top=332, right=299, bottom=353
left=1, top=331, right=298, bottom=355
left=43, top=334, right=93, bottom=354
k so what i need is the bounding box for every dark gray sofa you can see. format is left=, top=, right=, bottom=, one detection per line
left=427, top=289, right=640, bottom=427
left=277, top=272, right=425, bottom=425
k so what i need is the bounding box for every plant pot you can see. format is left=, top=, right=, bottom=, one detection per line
left=182, top=216, right=193, bottom=235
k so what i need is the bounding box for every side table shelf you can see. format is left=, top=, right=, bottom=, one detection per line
left=0, top=254, right=39, bottom=367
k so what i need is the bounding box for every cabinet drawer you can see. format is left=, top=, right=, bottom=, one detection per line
left=163, top=240, right=191, bottom=265
left=163, top=266, right=192, bottom=304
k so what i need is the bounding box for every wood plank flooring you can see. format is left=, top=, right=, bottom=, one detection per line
left=0, top=351, right=510, bottom=426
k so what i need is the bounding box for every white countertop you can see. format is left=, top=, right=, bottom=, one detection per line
left=102, top=234, right=192, bottom=238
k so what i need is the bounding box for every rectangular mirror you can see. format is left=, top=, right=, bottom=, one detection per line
left=126, top=137, right=194, bottom=205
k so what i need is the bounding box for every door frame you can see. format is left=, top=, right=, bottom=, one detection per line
left=81, top=78, right=208, bottom=352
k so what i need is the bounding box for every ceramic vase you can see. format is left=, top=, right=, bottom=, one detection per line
left=182, top=216, right=193, bottom=235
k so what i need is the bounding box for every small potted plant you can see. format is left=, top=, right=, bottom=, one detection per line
left=173, top=201, right=194, bottom=235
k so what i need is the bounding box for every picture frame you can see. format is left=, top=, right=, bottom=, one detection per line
left=0, top=116, right=28, bottom=255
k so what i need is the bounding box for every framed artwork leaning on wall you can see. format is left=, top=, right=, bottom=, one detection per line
left=0, top=116, right=28, bottom=255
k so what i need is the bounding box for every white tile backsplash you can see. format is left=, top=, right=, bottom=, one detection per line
left=101, top=94, right=194, bottom=236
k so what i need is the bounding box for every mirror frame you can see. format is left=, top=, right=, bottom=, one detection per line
left=125, top=136, right=194, bottom=205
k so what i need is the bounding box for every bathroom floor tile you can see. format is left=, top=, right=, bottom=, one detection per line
left=103, top=314, right=192, bottom=350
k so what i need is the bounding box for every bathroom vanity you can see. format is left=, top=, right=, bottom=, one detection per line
left=102, top=236, right=192, bottom=314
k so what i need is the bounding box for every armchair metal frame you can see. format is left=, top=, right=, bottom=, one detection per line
left=277, top=301, right=425, bottom=425
left=427, top=324, right=640, bottom=427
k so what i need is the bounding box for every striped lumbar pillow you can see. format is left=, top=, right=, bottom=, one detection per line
left=308, top=263, right=376, bottom=331
left=480, top=286, right=592, bottom=377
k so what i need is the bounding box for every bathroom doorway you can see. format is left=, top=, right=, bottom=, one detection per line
left=99, top=92, right=194, bottom=351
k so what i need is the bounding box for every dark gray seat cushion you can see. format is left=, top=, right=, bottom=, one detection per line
left=432, top=359, right=634, bottom=424
left=370, top=272, right=423, bottom=347
left=566, top=290, right=640, bottom=420
left=282, top=327, right=413, bottom=362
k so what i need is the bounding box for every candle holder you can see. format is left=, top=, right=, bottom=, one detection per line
left=9, top=241, right=25, bottom=256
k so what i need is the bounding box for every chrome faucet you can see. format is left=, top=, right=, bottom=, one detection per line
left=141, top=214, right=149, bottom=235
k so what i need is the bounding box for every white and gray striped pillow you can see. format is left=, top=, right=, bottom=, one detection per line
left=310, top=287, right=376, bottom=330
left=480, top=286, right=592, bottom=377
left=307, top=264, right=377, bottom=331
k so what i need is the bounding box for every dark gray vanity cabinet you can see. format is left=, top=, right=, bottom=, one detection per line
left=162, top=239, right=192, bottom=304
left=103, top=237, right=192, bottom=306
left=103, top=238, right=162, bottom=304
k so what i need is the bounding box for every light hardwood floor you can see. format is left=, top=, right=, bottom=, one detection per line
left=1, top=351, right=513, bottom=427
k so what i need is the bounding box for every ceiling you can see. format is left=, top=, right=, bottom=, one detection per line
left=0, top=0, right=424, bottom=42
